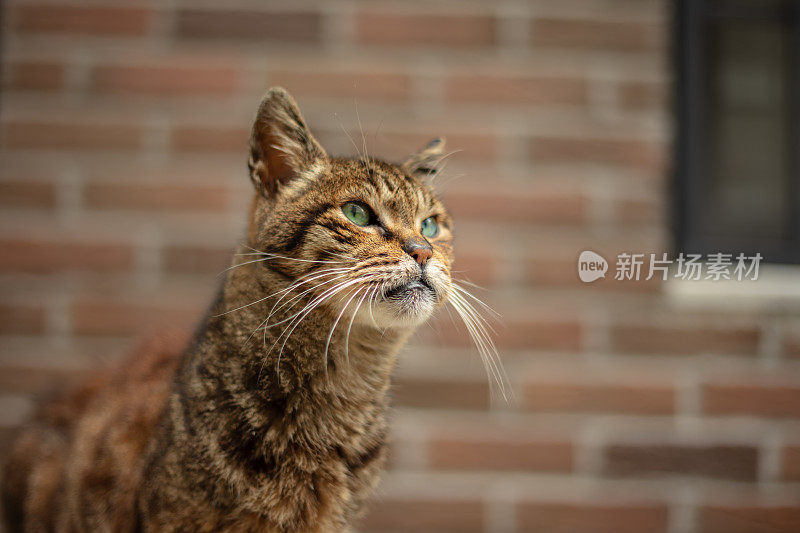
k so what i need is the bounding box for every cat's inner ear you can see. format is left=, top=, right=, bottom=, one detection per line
left=402, top=138, right=446, bottom=177
left=248, top=87, right=327, bottom=196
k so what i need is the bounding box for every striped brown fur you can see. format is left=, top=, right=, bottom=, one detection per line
left=2, top=88, right=461, bottom=532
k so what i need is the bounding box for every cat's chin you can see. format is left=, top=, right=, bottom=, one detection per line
left=362, top=304, right=435, bottom=329
left=353, top=283, right=438, bottom=329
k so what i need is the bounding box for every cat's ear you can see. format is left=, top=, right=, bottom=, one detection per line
left=248, top=87, right=327, bottom=196
left=402, top=138, right=446, bottom=178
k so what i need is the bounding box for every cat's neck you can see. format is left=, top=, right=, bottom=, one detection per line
left=162, top=256, right=408, bottom=529
left=219, top=256, right=406, bottom=396
left=180, top=254, right=408, bottom=439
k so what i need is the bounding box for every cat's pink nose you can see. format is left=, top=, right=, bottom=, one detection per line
left=403, top=239, right=433, bottom=266
left=410, top=248, right=432, bottom=265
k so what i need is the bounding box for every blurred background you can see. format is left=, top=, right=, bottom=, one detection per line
left=1, top=0, right=799, bottom=532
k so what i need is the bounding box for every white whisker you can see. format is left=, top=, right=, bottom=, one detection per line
left=344, top=286, right=371, bottom=365
left=324, top=284, right=368, bottom=372
left=272, top=277, right=366, bottom=379
left=447, top=284, right=512, bottom=403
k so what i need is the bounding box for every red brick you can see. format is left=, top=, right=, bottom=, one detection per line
left=0, top=367, right=88, bottom=394
left=783, top=334, right=800, bottom=358
left=356, top=12, right=495, bottom=46
left=699, top=505, right=800, bottom=533
left=360, top=498, right=484, bottom=533
left=0, top=239, right=134, bottom=273
left=430, top=433, right=573, bottom=472
left=434, top=316, right=580, bottom=352
left=91, top=65, right=239, bottom=96
left=164, top=245, right=232, bottom=274
left=527, top=257, right=584, bottom=287
left=530, top=136, right=664, bottom=169
left=171, top=126, right=248, bottom=153
left=83, top=183, right=229, bottom=212
left=452, top=251, right=495, bottom=286
left=603, top=444, right=758, bottom=481
left=613, top=197, right=664, bottom=225
left=176, top=9, right=321, bottom=42
left=0, top=181, right=56, bottom=208
left=71, top=301, right=199, bottom=336
left=610, top=324, right=760, bottom=355
left=499, top=318, right=582, bottom=351
left=379, top=131, right=497, bottom=162
left=702, top=383, right=800, bottom=418
left=446, top=74, right=587, bottom=106
left=443, top=189, right=586, bottom=225
left=393, top=376, right=489, bottom=410
left=619, top=81, right=666, bottom=110
left=3, top=121, right=142, bottom=150
left=5, top=61, right=64, bottom=91
left=782, top=446, right=800, bottom=481
left=525, top=382, right=674, bottom=415
left=13, top=5, right=150, bottom=35
left=270, top=70, right=412, bottom=100
left=0, top=303, right=46, bottom=334
left=530, top=18, right=662, bottom=51
left=527, top=257, right=662, bottom=293
left=517, top=501, right=668, bottom=533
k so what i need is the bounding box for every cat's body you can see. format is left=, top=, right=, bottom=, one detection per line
left=1, top=88, right=474, bottom=532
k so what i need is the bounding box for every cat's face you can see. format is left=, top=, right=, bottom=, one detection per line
left=246, top=89, right=453, bottom=329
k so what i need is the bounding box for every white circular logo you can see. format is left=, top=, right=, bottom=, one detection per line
left=578, top=251, right=608, bottom=283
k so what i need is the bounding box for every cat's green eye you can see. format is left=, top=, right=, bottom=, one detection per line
left=421, top=217, right=439, bottom=238
left=343, top=202, right=370, bottom=226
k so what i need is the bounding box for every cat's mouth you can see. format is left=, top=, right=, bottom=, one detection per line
left=361, top=274, right=443, bottom=328
left=383, top=278, right=435, bottom=301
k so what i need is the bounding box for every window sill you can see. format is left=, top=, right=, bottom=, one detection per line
left=664, top=264, right=800, bottom=312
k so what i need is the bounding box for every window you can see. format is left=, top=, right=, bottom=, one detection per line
left=674, top=0, right=800, bottom=263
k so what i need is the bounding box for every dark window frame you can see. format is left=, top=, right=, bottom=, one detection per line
left=673, top=0, right=800, bottom=264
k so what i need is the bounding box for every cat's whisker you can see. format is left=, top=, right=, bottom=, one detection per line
left=447, top=293, right=501, bottom=398
left=224, top=268, right=344, bottom=320
left=220, top=256, right=275, bottom=274
left=246, top=269, right=354, bottom=353
left=450, top=278, right=486, bottom=290
left=427, top=149, right=462, bottom=182
left=451, top=282, right=501, bottom=320
left=221, top=251, right=346, bottom=278
left=344, top=286, right=371, bottom=365
left=271, top=277, right=363, bottom=346
left=280, top=274, right=377, bottom=353
left=257, top=275, right=354, bottom=344
left=340, top=122, right=365, bottom=163
left=372, top=114, right=386, bottom=158
left=280, top=242, right=361, bottom=265
left=235, top=247, right=353, bottom=265
left=446, top=286, right=512, bottom=403
left=334, top=110, right=365, bottom=163
left=352, top=98, right=371, bottom=169
left=233, top=253, right=348, bottom=265
left=272, top=277, right=368, bottom=379
left=461, top=304, right=511, bottom=403
left=263, top=270, right=355, bottom=329
left=366, top=283, right=382, bottom=328
left=450, top=292, right=502, bottom=380
left=430, top=160, right=467, bottom=190
left=324, top=283, right=370, bottom=374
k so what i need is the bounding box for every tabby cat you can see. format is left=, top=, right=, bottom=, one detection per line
left=1, top=88, right=500, bottom=532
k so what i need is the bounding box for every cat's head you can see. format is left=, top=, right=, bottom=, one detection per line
left=245, top=87, right=453, bottom=330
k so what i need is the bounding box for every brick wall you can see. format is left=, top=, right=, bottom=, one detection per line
left=1, top=1, right=799, bottom=532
